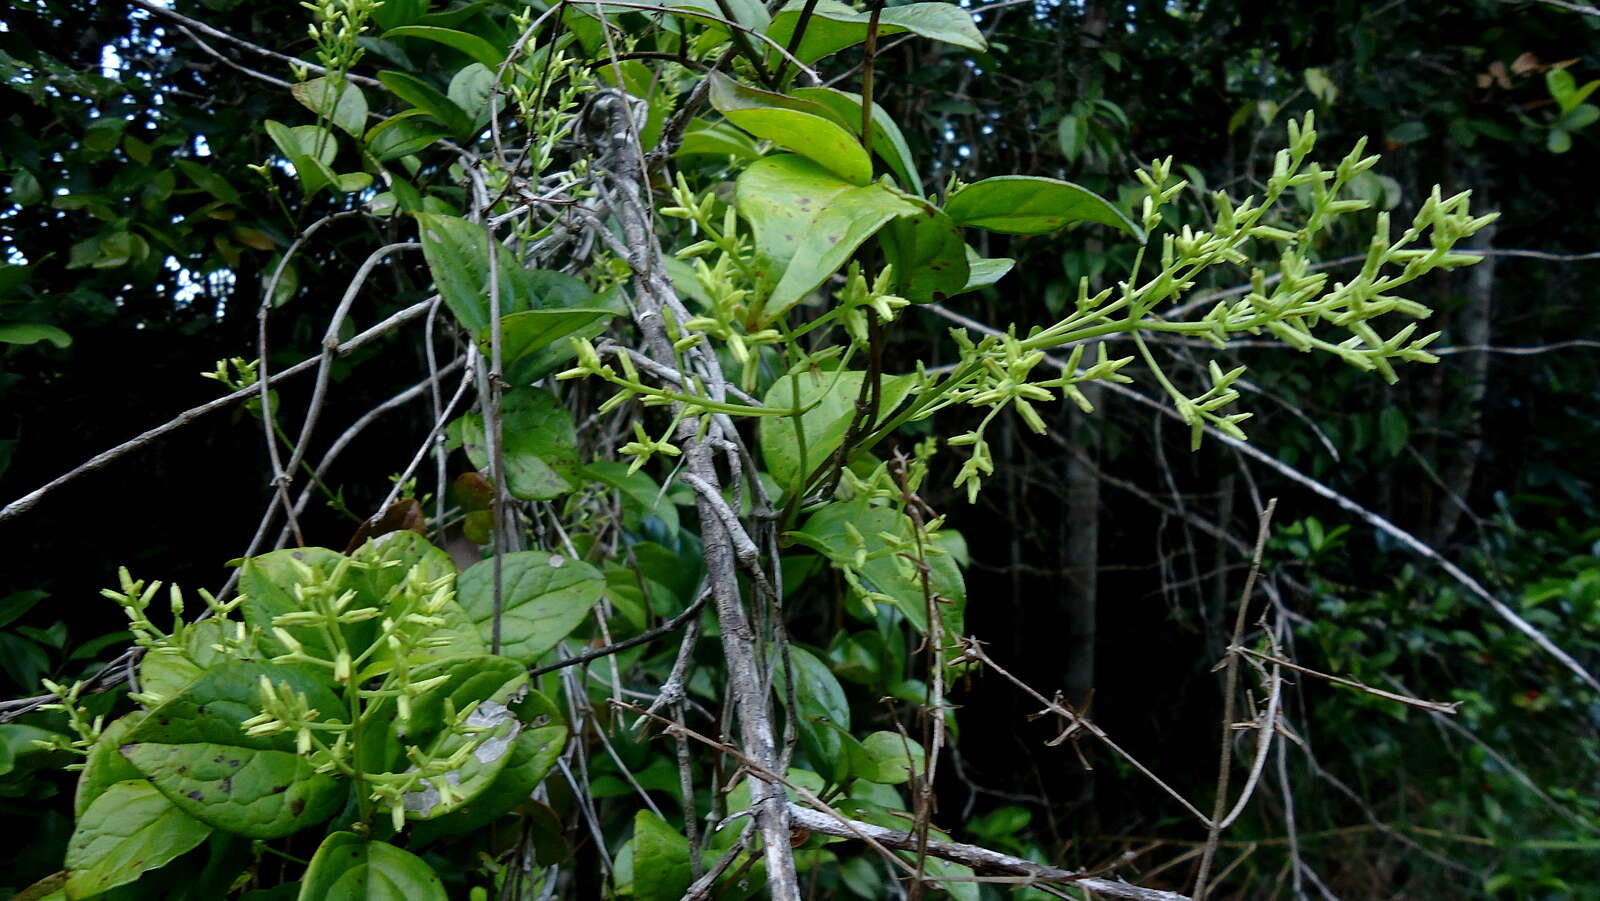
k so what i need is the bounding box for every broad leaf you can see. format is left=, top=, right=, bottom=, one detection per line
left=779, top=646, right=852, bottom=783
left=736, top=154, right=856, bottom=292
left=457, top=551, right=605, bottom=663
left=291, top=77, right=369, bottom=137
left=944, top=176, right=1142, bottom=239
left=858, top=731, right=926, bottom=785
left=120, top=741, right=344, bottom=839
left=709, top=74, right=871, bottom=186
left=237, top=546, right=362, bottom=658
left=361, top=656, right=528, bottom=819
left=65, top=780, right=211, bottom=899
left=791, top=86, right=922, bottom=193
left=675, top=120, right=764, bottom=161
left=793, top=500, right=966, bottom=639
left=583, top=461, right=681, bottom=539
left=766, top=0, right=985, bottom=64
left=758, top=368, right=915, bottom=493
left=494, top=307, right=617, bottom=385
left=74, top=711, right=147, bottom=818
left=878, top=198, right=969, bottom=302
left=448, top=386, right=581, bottom=500
left=633, top=810, right=694, bottom=901
left=408, top=692, right=567, bottom=842
left=959, top=246, right=1015, bottom=293
left=761, top=182, right=920, bottom=322
left=365, top=111, right=449, bottom=161
left=298, top=833, right=447, bottom=901
left=0, top=322, right=72, bottom=348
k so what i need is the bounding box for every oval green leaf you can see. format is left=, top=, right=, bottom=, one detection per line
left=65, top=780, right=211, bottom=900
left=448, top=386, right=581, bottom=501
left=761, top=182, right=920, bottom=322
left=766, top=0, right=985, bottom=64
left=457, top=551, right=605, bottom=664
left=943, top=175, right=1143, bottom=240
left=709, top=74, right=870, bottom=185
left=298, top=832, right=447, bottom=901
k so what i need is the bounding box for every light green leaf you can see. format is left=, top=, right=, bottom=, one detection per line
left=791, top=86, right=922, bottom=192
left=758, top=368, right=914, bottom=493
left=709, top=73, right=871, bottom=186
left=415, top=212, right=541, bottom=332
left=457, top=551, right=605, bottom=664
left=633, top=811, right=694, bottom=901
left=0, top=322, right=72, bottom=348
left=735, top=154, right=857, bottom=290
left=291, top=77, right=370, bottom=137
left=447, top=62, right=498, bottom=126
left=765, top=0, right=985, bottom=64
left=448, top=387, right=581, bottom=500
left=65, top=780, right=211, bottom=900
left=675, top=120, right=765, bottom=161
left=237, top=546, right=358, bottom=658
left=944, top=176, right=1141, bottom=239
left=761, top=182, right=921, bottom=322
left=959, top=246, right=1015, bottom=293
left=383, top=25, right=505, bottom=69
left=298, top=833, right=448, bottom=901
left=74, top=711, right=148, bottom=818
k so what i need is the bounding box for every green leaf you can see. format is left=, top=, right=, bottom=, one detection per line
left=1559, top=103, right=1599, bottom=132
left=377, top=71, right=473, bottom=139
left=944, top=176, right=1141, bottom=239
left=0, top=322, right=71, bottom=348
left=1387, top=120, right=1428, bottom=145
left=1058, top=115, right=1085, bottom=163
left=298, top=832, right=447, bottom=901
left=858, top=731, right=925, bottom=785
left=416, top=213, right=574, bottom=332
left=959, top=246, right=1015, bottom=293
left=457, top=551, right=605, bottom=664
left=120, top=741, right=344, bottom=839
left=709, top=73, right=871, bottom=186
left=10, top=169, right=43, bottom=206
left=735, top=154, right=857, bottom=292
left=74, top=711, right=148, bottom=818
left=780, top=646, right=852, bottom=782
left=175, top=159, right=240, bottom=206
left=408, top=695, right=567, bottom=842
left=448, top=387, right=581, bottom=500
left=790, top=86, right=922, bottom=193
left=793, top=500, right=966, bottom=639
left=65, top=780, right=212, bottom=900
left=633, top=810, right=694, bottom=901
left=1378, top=407, right=1409, bottom=457
left=237, top=546, right=358, bottom=658
left=761, top=182, right=921, bottom=322
left=349, top=532, right=484, bottom=673
left=758, top=368, right=915, bottom=493
left=361, top=656, right=528, bottom=819
left=0, top=588, right=47, bottom=628
left=366, top=113, right=449, bottom=161
left=675, top=120, right=764, bottom=161
left=765, top=0, right=985, bottom=64
left=488, top=273, right=618, bottom=384
left=447, top=63, right=498, bottom=126
left=82, top=117, right=127, bottom=153
left=1548, top=127, right=1573, bottom=154
left=383, top=25, right=505, bottom=69
left=878, top=197, right=969, bottom=302
left=583, top=461, right=681, bottom=539
left=291, top=77, right=370, bottom=137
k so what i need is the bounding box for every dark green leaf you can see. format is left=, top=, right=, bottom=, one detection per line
left=298, top=832, right=447, bottom=901
left=878, top=198, right=969, bottom=301
left=377, top=71, right=473, bottom=139
left=758, top=368, right=915, bottom=493
left=457, top=551, right=605, bottom=663
left=383, top=26, right=505, bottom=69
left=448, top=387, right=581, bottom=501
